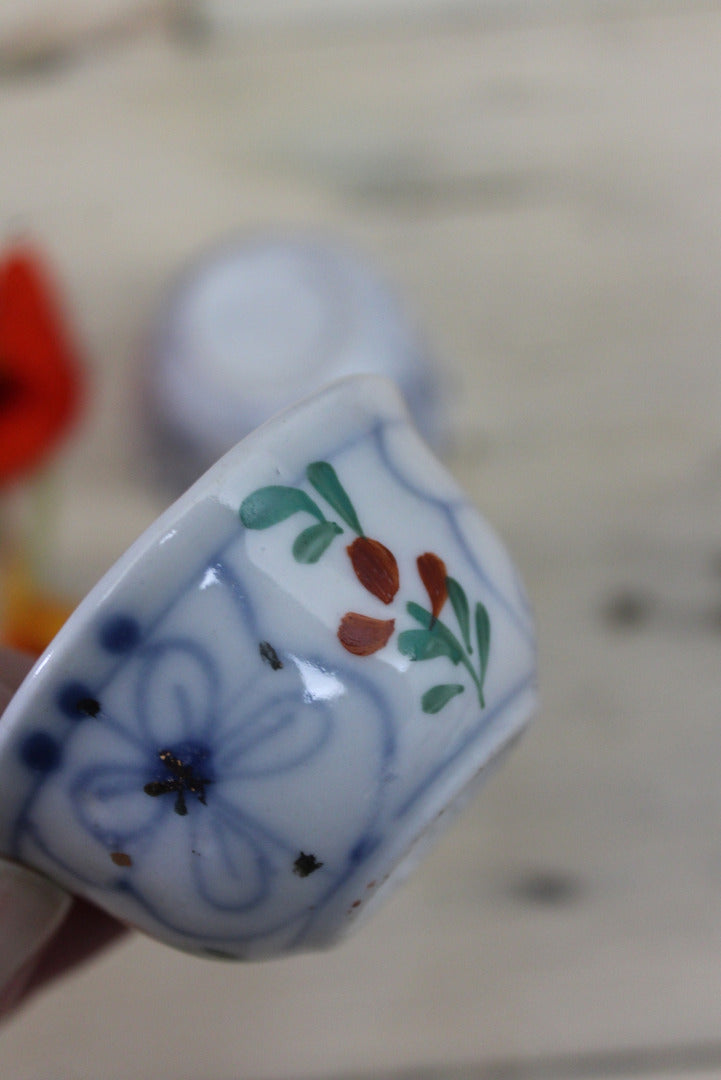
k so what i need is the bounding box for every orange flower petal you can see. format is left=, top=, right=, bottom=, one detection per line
left=338, top=612, right=395, bottom=656
left=417, top=552, right=447, bottom=620
left=347, top=536, right=399, bottom=604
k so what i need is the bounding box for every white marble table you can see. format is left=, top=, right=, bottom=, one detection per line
left=2, top=3, right=721, bottom=1077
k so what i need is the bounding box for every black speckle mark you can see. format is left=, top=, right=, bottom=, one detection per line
left=57, top=681, right=99, bottom=720
left=508, top=869, right=584, bottom=907
left=144, top=745, right=212, bottom=816
left=259, top=641, right=283, bottom=670
left=293, top=851, right=323, bottom=877
left=600, top=589, right=654, bottom=630
left=76, top=696, right=101, bottom=718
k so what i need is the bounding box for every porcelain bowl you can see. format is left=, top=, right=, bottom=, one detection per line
left=0, top=376, right=536, bottom=960
left=145, top=233, right=444, bottom=489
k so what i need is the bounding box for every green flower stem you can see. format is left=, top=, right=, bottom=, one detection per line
left=407, top=602, right=484, bottom=708
left=458, top=649, right=484, bottom=707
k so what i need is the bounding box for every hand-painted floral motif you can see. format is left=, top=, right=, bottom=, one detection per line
left=240, top=461, right=400, bottom=655
left=144, top=745, right=213, bottom=816
left=240, top=466, right=491, bottom=713
left=239, top=461, right=399, bottom=603
left=58, top=631, right=346, bottom=936
left=399, top=555, right=491, bottom=713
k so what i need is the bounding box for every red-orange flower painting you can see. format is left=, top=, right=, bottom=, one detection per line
left=347, top=536, right=399, bottom=605
left=337, top=612, right=395, bottom=656
left=0, top=241, right=84, bottom=487
left=416, top=551, right=447, bottom=621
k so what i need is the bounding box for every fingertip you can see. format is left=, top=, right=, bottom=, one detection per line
left=0, top=858, right=72, bottom=1015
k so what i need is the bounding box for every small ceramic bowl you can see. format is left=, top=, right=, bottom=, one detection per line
left=0, top=376, right=536, bottom=960
left=144, top=233, right=444, bottom=489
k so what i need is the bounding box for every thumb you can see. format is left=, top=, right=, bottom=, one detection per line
left=0, top=858, right=71, bottom=1011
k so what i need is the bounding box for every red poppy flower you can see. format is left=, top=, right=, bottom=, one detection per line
left=0, top=241, right=84, bottom=486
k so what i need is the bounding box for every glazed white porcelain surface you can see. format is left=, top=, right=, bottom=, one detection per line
left=146, top=234, right=443, bottom=486
left=0, top=376, right=536, bottom=960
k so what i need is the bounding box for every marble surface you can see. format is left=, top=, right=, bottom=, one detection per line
left=2, top=2, right=721, bottom=1077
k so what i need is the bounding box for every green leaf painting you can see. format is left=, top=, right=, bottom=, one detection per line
left=475, top=601, right=491, bottom=688
left=239, top=486, right=324, bottom=529
left=406, top=602, right=464, bottom=665
left=398, top=628, right=461, bottom=664
left=292, top=521, right=343, bottom=563
left=307, top=461, right=363, bottom=535
left=240, top=461, right=367, bottom=569
left=421, top=684, right=465, bottom=714
left=446, top=576, right=471, bottom=653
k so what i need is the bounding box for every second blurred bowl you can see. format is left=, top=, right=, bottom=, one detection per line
left=144, top=232, right=444, bottom=489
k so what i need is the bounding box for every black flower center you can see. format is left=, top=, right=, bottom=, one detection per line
left=143, top=743, right=213, bottom=816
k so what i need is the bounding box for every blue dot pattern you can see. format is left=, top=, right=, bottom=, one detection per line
left=57, top=681, right=99, bottom=720
left=99, top=614, right=141, bottom=654
left=19, top=731, right=62, bottom=773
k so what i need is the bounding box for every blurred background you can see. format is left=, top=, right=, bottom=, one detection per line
left=2, top=1, right=721, bottom=1077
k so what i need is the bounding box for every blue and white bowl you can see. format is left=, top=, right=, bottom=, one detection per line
left=0, top=376, right=536, bottom=960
